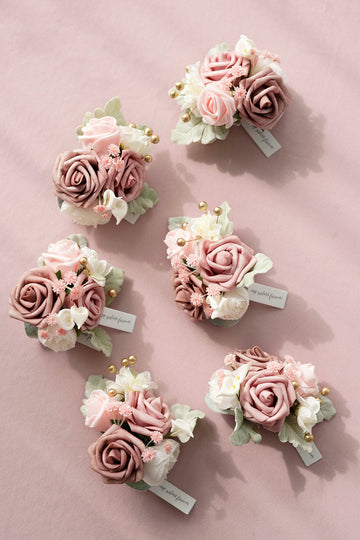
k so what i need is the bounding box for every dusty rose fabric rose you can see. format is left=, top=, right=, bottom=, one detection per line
left=111, top=149, right=145, bottom=202
left=88, top=424, right=145, bottom=484
left=38, top=239, right=82, bottom=275
left=65, top=273, right=105, bottom=330
left=126, top=390, right=172, bottom=437
left=198, top=235, right=256, bottom=292
left=240, top=370, right=296, bottom=432
left=78, top=116, right=121, bottom=156
left=200, top=51, right=250, bottom=85
left=234, top=346, right=280, bottom=373
left=172, top=265, right=212, bottom=320
left=53, top=150, right=109, bottom=208
left=9, top=267, right=65, bottom=328
left=197, top=84, right=236, bottom=129
left=235, top=67, right=289, bottom=130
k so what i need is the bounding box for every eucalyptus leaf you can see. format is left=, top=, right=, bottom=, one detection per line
left=80, top=328, right=112, bottom=357
left=84, top=374, right=111, bottom=399
left=126, top=480, right=150, bottom=492
left=67, top=233, right=88, bottom=248
left=230, top=415, right=262, bottom=447
left=168, top=216, right=192, bottom=231
left=238, top=253, right=273, bottom=288
left=316, top=395, right=336, bottom=423
left=278, top=415, right=312, bottom=452
left=104, top=267, right=125, bottom=306
left=205, top=393, right=234, bottom=415
left=171, top=114, right=229, bottom=145
left=24, top=323, right=38, bottom=338
left=103, top=97, right=126, bottom=126
left=127, top=183, right=159, bottom=216
left=57, top=197, right=63, bottom=209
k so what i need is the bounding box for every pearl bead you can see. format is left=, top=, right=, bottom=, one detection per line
left=321, top=387, right=330, bottom=396
left=79, top=257, right=88, bottom=266
left=144, top=127, right=153, bottom=136
left=150, top=134, right=160, bottom=144
left=182, top=222, right=188, bottom=230
left=213, top=206, right=223, bottom=216
left=128, top=123, right=136, bottom=129
left=292, top=381, right=299, bottom=390
left=108, top=289, right=117, bottom=298
left=169, top=89, right=178, bottom=99
left=144, top=155, right=152, bottom=163
left=198, top=201, right=208, bottom=212
left=128, top=355, right=137, bottom=365
left=177, top=238, right=186, bottom=247
left=175, top=81, right=184, bottom=91
left=107, top=364, right=117, bottom=374
left=108, top=389, right=117, bottom=397
left=181, top=113, right=191, bottom=122
left=304, top=433, right=314, bottom=443
left=121, top=358, right=130, bottom=367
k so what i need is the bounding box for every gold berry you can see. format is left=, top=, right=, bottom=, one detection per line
left=321, top=387, right=330, bottom=396
left=175, top=81, right=184, bottom=91
left=128, top=123, right=136, bottom=129
left=108, top=289, right=117, bottom=298
left=304, top=433, right=314, bottom=443
left=182, top=222, right=188, bottom=230
left=169, top=89, right=178, bottom=99
left=292, top=381, right=299, bottom=390
left=121, top=358, right=130, bottom=367
left=185, top=65, right=190, bottom=73
left=108, top=388, right=117, bottom=397
left=213, top=206, right=223, bottom=216
left=79, top=257, right=88, bottom=266
left=128, top=355, right=137, bottom=365
left=144, top=127, right=153, bottom=136
left=181, top=113, right=191, bottom=123
left=150, top=134, right=160, bottom=144
left=198, top=201, right=208, bottom=212
left=107, top=364, right=117, bottom=374
left=144, top=155, right=152, bottom=163
left=177, top=238, right=186, bottom=247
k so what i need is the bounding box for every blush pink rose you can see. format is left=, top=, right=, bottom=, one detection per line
left=53, top=150, right=110, bottom=209
left=84, top=390, right=118, bottom=432
left=111, top=150, right=146, bottom=202
left=88, top=424, right=145, bottom=484
left=78, top=116, right=121, bottom=156
left=125, top=390, right=172, bottom=437
left=164, top=228, right=195, bottom=261
left=240, top=370, right=296, bottom=432
left=283, top=356, right=319, bottom=397
left=172, top=265, right=212, bottom=320
left=200, top=51, right=250, bottom=85
left=197, top=84, right=236, bottom=129
left=9, top=267, right=66, bottom=328
left=235, top=67, right=289, bottom=130
left=38, top=239, right=82, bottom=275
left=234, top=346, right=280, bottom=373
left=66, top=273, right=105, bottom=330
left=198, top=235, right=256, bottom=292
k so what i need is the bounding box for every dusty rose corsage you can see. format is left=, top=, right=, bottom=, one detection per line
left=169, top=35, right=289, bottom=144
left=53, top=98, right=159, bottom=227
left=9, top=234, right=124, bottom=356
left=207, top=346, right=335, bottom=452
left=82, top=356, right=204, bottom=490
left=165, top=201, right=273, bottom=325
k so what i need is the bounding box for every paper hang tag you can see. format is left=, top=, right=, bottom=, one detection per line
left=149, top=480, right=196, bottom=515
left=241, top=120, right=281, bottom=157
left=124, top=212, right=140, bottom=224
left=99, top=307, right=136, bottom=333
left=296, top=443, right=322, bottom=466
left=247, top=283, right=287, bottom=309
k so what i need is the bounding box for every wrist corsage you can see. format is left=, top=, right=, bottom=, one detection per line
left=82, top=356, right=204, bottom=496
left=206, top=346, right=336, bottom=456
left=9, top=234, right=125, bottom=356
left=165, top=202, right=273, bottom=326
left=53, top=97, right=159, bottom=227
left=169, top=35, right=289, bottom=145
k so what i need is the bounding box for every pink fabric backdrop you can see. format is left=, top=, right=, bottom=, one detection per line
left=1, top=1, right=359, bottom=538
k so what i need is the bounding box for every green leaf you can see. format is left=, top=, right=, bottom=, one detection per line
left=278, top=415, right=312, bottom=452
left=126, top=480, right=150, bottom=492
left=168, top=216, right=192, bottom=231
left=230, top=407, right=262, bottom=446
left=127, top=183, right=159, bottom=216
left=84, top=374, right=111, bottom=398
left=67, top=233, right=88, bottom=248
left=55, top=270, right=62, bottom=279
left=103, top=97, right=126, bottom=126
left=79, top=328, right=112, bottom=357
left=24, top=323, right=38, bottom=338
left=207, top=42, right=231, bottom=55
left=316, top=395, right=336, bottom=423
left=104, top=267, right=125, bottom=306
left=205, top=393, right=234, bottom=415
left=238, top=253, right=273, bottom=288
left=171, top=114, right=229, bottom=145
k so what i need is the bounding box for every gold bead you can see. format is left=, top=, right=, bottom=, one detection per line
left=321, top=387, right=330, bottom=396
left=181, top=113, right=191, bottom=123
left=108, top=289, right=117, bottom=298
left=150, top=134, right=160, bottom=144
left=108, top=388, right=117, bottom=397
left=121, top=358, right=130, bottom=367
left=177, top=238, right=186, bottom=247
left=128, top=123, right=136, bottom=129
left=292, top=381, right=299, bottom=390
left=213, top=206, right=223, bottom=216
left=304, top=433, right=314, bottom=443
left=144, top=127, right=153, bottom=136
left=316, top=397, right=322, bottom=403
left=79, top=257, right=88, bottom=266
left=198, top=201, right=208, bottom=212
left=128, top=355, right=137, bottom=365
left=175, top=81, right=184, bottom=91
left=107, top=364, right=117, bottom=374
left=185, top=65, right=190, bottom=73
left=182, top=222, right=188, bottom=230
left=144, top=155, right=152, bottom=163
left=169, top=89, right=178, bottom=99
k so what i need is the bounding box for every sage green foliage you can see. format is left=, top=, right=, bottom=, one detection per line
left=127, top=183, right=159, bottom=216
left=316, top=395, right=336, bottom=423
left=126, top=480, right=150, bottom=492
left=168, top=216, right=191, bottom=231
left=81, top=328, right=112, bottom=357
left=207, top=42, right=230, bottom=55
left=230, top=406, right=262, bottom=446
left=104, top=267, right=125, bottom=306
left=76, top=97, right=126, bottom=135
left=172, top=114, right=229, bottom=145
left=238, top=253, right=273, bottom=288
left=84, top=374, right=110, bottom=399
left=278, top=415, right=313, bottom=452
left=24, top=323, right=38, bottom=338
left=67, top=233, right=88, bottom=248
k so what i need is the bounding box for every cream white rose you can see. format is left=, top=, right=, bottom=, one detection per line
left=143, top=439, right=180, bottom=486
left=208, top=364, right=250, bottom=410
left=38, top=325, right=77, bottom=352
left=296, top=396, right=320, bottom=434
left=60, top=201, right=111, bottom=227
left=187, top=213, right=222, bottom=241
left=208, top=287, right=249, bottom=320
left=235, top=35, right=257, bottom=58
left=118, top=126, right=151, bottom=156
left=107, top=367, right=158, bottom=398
left=170, top=404, right=205, bottom=443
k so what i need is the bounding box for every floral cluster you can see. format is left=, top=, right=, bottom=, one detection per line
left=82, top=359, right=204, bottom=488
left=53, top=98, right=159, bottom=227
left=9, top=234, right=124, bottom=356
left=207, top=346, right=336, bottom=452
left=170, top=35, right=289, bottom=145
left=164, top=202, right=273, bottom=324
